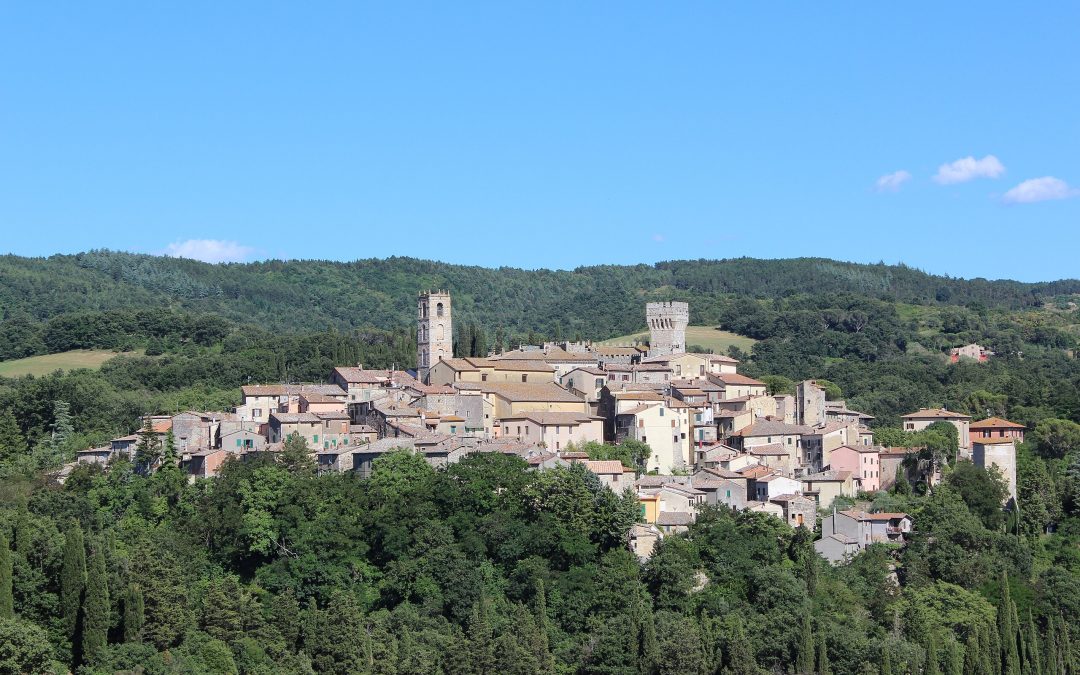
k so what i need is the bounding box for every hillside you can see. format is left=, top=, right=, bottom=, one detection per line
left=0, top=349, right=129, bottom=378
left=1, top=250, right=1077, bottom=357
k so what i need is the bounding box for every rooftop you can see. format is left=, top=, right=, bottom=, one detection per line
left=901, top=408, right=971, bottom=420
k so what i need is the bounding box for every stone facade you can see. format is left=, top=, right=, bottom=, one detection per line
left=646, top=301, right=688, bottom=357
left=417, top=291, right=452, bottom=382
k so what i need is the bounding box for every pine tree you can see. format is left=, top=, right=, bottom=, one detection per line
left=201, top=576, right=244, bottom=644
left=1059, top=613, right=1075, bottom=675
left=0, top=531, right=13, bottom=620
left=796, top=613, right=814, bottom=674
left=61, top=521, right=86, bottom=663
left=123, top=584, right=144, bottom=643
left=804, top=552, right=818, bottom=598
left=83, top=540, right=110, bottom=660
left=0, top=410, right=26, bottom=463
left=817, top=632, right=831, bottom=675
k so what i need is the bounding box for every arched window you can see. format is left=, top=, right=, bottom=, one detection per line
left=437, top=302, right=444, bottom=317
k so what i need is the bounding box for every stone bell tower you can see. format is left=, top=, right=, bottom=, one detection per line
left=417, top=290, right=452, bottom=382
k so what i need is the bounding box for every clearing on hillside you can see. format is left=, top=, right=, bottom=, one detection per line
left=600, top=326, right=756, bottom=354
left=0, top=349, right=132, bottom=378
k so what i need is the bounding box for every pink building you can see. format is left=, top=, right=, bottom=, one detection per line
left=828, top=445, right=881, bottom=493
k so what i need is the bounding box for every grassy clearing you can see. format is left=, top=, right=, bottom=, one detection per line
left=0, top=349, right=134, bottom=378
left=601, top=326, right=756, bottom=354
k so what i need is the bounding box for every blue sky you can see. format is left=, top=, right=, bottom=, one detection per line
left=1, top=3, right=1077, bottom=281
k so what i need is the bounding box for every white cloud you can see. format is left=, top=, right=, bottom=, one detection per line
left=1002, top=176, right=1080, bottom=204
left=875, top=170, right=911, bottom=192
left=933, top=154, right=1005, bottom=184
left=164, top=239, right=255, bottom=263
left=652, top=234, right=666, bottom=243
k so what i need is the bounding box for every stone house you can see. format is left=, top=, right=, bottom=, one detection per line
left=497, top=411, right=604, bottom=451
left=800, top=470, right=856, bottom=508
left=828, top=445, right=882, bottom=493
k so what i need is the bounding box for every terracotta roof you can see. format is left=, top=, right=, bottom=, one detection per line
left=710, top=373, right=767, bottom=387
left=243, top=384, right=347, bottom=398
left=733, top=420, right=814, bottom=437
left=301, top=392, right=344, bottom=404
left=502, top=412, right=600, bottom=426
left=617, top=392, right=665, bottom=401
left=770, top=493, right=812, bottom=503
left=802, top=470, right=852, bottom=482
left=901, top=408, right=971, bottom=420
left=656, top=512, right=694, bottom=526
left=585, top=460, right=626, bottom=475
left=749, top=443, right=789, bottom=456
left=270, top=412, right=322, bottom=424
left=739, top=465, right=773, bottom=479
left=970, top=417, right=1025, bottom=429
left=839, top=510, right=909, bottom=522
left=332, top=367, right=390, bottom=384
left=480, top=382, right=583, bottom=403
left=698, top=467, right=744, bottom=480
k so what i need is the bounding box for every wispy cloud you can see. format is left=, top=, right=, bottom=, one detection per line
left=1002, top=176, right=1080, bottom=204
left=933, top=154, right=1005, bottom=184
left=875, top=170, right=911, bottom=192
left=164, top=239, right=256, bottom=263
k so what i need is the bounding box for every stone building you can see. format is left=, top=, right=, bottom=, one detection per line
left=418, top=290, right=452, bottom=383
left=646, top=301, right=689, bottom=357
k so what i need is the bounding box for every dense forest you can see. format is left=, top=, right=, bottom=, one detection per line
left=1, top=252, right=1079, bottom=673
left=3, top=437, right=1080, bottom=673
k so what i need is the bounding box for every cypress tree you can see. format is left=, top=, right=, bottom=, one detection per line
left=1045, top=614, right=1060, bottom=675
left=881, top=643, right=893, bottom=675
left=83, top=541, right=110, bottom=660
left=726, top=617, right=757, bottom=675
left=964, top=629, right=979, bottom=675
left=533, top=580, right=554, bottom=674
left=1060, top=613, right=1075, bottom=675
left=817, top=632, right=831, bottom=675
left=13, top=505, right=31, bottom=555
left=796, top=613, right=814, bottom=674
left=927, top=633, right=942, bottom=675
left=1000, top=574, right=1020, bottom=675
left=468, top=596, right=495, bottom=674
left=123, top=584, right=144, bottom=643
left=60, top=521, right=87, bottom=654
left=0, top=531, right=13, bottom=620
left=1025, top=610, right=1042, bottom=675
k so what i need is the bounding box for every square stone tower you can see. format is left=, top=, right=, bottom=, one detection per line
left=418, top=290, right=452, bottom=382
left=646, top=301, right=689, bottom=357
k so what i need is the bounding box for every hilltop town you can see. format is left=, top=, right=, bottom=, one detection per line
left=73, top=290, right=1024, bottom=564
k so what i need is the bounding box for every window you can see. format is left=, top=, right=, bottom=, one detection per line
left=313, top=435, right=319, bottom=443
left=659, top=408, right=664, bottom=417
left=252, top=408, right=262, bottom=417
left=236, top=439, right=242, bottom=447
left=555, top=426, right=561, bottom=435
left=436, top=302, right=444, bottom=317
left=642, top=436, right=647, bottom=443
left=521, top=374, right=528, bottom=383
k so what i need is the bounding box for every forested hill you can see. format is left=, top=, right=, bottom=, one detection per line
left=2, top=250, right=1079, bottom=341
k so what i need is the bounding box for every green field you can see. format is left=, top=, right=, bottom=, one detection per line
left=600, top=326, right=756, bottom=354
left=0, top=349, right=132, bottom=378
